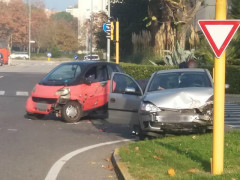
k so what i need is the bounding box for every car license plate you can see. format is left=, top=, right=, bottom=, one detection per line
left=36, top=103, right=48, bottom=112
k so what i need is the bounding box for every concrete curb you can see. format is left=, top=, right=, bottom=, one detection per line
left=111, top=148, right=135, bottom=180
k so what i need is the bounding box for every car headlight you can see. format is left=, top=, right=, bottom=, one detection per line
left=141, top=102, right=161, bottom=113
left=55, top=88, right=70, bottom=96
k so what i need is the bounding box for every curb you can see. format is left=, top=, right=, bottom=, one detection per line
left=111, top=148, right=135, bottom=180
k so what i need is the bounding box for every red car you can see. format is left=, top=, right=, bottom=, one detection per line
left=26, top=61, right=122, bottom=123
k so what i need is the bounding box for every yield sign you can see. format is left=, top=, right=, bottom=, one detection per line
left=198, top=20, right=240, bottom=58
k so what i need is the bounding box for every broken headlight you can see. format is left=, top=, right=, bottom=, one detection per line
left=55, top=88, right=70, bottom=96
left=141, top=102, right=161, bottom=113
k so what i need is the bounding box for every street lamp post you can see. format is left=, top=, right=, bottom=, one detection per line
left=28, top=0, right=31, bottom=60
left=90, top=0, right=93, bottom=57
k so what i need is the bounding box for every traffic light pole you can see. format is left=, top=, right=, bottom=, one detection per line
left=107, top=0, right=110, bottom=62
left=116, top=20, right=119, bottom=64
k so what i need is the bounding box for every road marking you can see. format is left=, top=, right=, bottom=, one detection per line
left=16, top=91, right=29, bottom=96
left=45, top=139, right=131, bottom=180
left=8, top=129, right=18, bottom=132
left=0, top=76, right=3, bottom=79
left=0, top=91, right=5, bottom=95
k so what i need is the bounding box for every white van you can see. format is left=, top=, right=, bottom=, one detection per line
left=84, top=54, right=100, bottom=61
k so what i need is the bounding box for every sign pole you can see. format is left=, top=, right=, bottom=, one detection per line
left=212, top=0, right=227, bottom=175
left=107, top=0, right=110, bottom=62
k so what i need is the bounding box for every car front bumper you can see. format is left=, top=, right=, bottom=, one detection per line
left=26, top=96, right=57, bottom=115
left=139, top=110, right=212, bottom=133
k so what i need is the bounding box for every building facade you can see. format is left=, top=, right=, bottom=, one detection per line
left=78, top=0, right=107, bottom=21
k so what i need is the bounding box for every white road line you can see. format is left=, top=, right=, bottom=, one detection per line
left=16, top=91, right=29, bottom=96
left=0, top=76, right=4, bottom=79
left=0, top=91, right=5, bottom=95
left=45, top=139, right=131, bottom=180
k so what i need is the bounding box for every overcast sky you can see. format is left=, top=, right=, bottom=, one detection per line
left=43, top=0, right=78, bottom=11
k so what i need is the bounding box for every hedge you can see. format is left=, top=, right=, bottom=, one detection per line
left=120, top=63, right=240, bottom=94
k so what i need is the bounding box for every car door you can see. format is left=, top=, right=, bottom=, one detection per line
left=95, top=65, right=109, bottom=107
left=108, top=72, right=143, bottom=127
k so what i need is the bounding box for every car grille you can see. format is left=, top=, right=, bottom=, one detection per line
left=32, top=97, right=57, bottom=104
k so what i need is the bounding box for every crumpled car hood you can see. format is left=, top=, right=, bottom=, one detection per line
left=144, top=87, right=213, bottom=109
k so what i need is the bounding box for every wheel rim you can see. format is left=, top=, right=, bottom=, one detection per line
left=66, top=105, right=78, bottom=118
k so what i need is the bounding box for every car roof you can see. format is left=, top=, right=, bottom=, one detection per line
left=156, top=68, right=207, bottom=74
left=60, top=60, right=117, bottom=66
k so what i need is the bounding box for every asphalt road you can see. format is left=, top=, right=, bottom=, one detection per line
left=0, top=61, right=133, bottom=180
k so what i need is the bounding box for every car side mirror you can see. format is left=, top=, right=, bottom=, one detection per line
left=225, top=84, right=230, bottom=89
left=125, top=87, right=136, bottom=93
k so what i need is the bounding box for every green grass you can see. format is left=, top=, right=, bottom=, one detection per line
left=119, top=131, right=240, bottom=180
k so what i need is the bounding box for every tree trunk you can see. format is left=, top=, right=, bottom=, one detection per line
left=178, top=24, right=188, bottom=50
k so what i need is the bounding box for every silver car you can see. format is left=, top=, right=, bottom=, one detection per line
left=108, top=69, right=213, bottom=139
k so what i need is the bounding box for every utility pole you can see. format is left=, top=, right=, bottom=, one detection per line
left=107, top=0, right=110, bottom=62
left=28, top=0, right=31, bottom=60
left=90, top=0, right=93, bottom=57
left=212, top=0, right=227, bottom=175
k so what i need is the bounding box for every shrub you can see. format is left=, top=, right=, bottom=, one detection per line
left=120, top=63, right=240, bottom=94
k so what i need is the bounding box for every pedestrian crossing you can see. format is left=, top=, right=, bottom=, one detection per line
left=0, top=92, right=239, bottom=128
left=225, top=103, right=240, bottom=129
left=0, top=91, right=29, bottom=97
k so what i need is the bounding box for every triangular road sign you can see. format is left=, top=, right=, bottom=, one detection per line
left=198, top=20, right=240, bottom=58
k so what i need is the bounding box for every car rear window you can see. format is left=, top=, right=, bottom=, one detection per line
left=148, top=71, right=212, bottom=92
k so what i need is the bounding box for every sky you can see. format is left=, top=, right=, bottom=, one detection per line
left=43, top=0, right=78, bottom=11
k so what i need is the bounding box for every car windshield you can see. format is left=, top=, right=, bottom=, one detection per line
left=148, top=71, right=212, bottom=92
left=40, top=64, right=82, bottom=86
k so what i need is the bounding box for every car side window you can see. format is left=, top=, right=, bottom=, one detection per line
left=96, top=65, right=108, bottom=82
left=85, top=66, right=97, bottom=82
left=85, top=65, right=108, bottom=83
left=113, top=74, right=141, bottom=95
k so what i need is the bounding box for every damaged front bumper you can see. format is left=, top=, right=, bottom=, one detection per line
left=139, top=109, right=213, bottom=134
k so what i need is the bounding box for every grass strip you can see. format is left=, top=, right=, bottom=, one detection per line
left=119, top=131, right=240, bottom=180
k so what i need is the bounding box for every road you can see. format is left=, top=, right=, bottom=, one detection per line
left=0, top=60, right=239, bottom=180
left=225, top=103, right=240, bottom=129
left=0, top=60, right=133, bottom=180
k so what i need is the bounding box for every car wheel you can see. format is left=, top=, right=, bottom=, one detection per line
left=26, top=113, right=45, bottom=120
left=61, top=101, right=82, bottom=123
left=138, top=126, right=147, bottom=140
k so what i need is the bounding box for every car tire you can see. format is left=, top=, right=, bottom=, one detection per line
left=26, top=113, right=45, bottom=120
left=61, top=101, right=82, bottom=123
left=138, top=127, right=147, bottom=140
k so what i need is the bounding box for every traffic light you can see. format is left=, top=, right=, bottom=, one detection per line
left=110, top=22, right=114, bottom=40
left=105, top=22, right=114, bottom=40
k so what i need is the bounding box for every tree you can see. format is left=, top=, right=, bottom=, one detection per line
left=31, top=6, right=49, bottom=53
left=83, top=11, right=108, bottom=52
left=0, top=0, right=29, bottom=51
left=51, top=12, right=75, bottom=22
left=148, top=0, right=203, bottom=50
left=111, top=0, right=148, bottom=57
left=49, top=12, right=78, bottom=52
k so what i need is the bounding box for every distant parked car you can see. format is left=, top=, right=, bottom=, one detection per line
left=108, top=68, right=214, bottom=139
left=0, top=52, right=3, bottom=66
left=10, top=52, right=29, bottom=59
left=84, top=54, right=100, bottom=61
